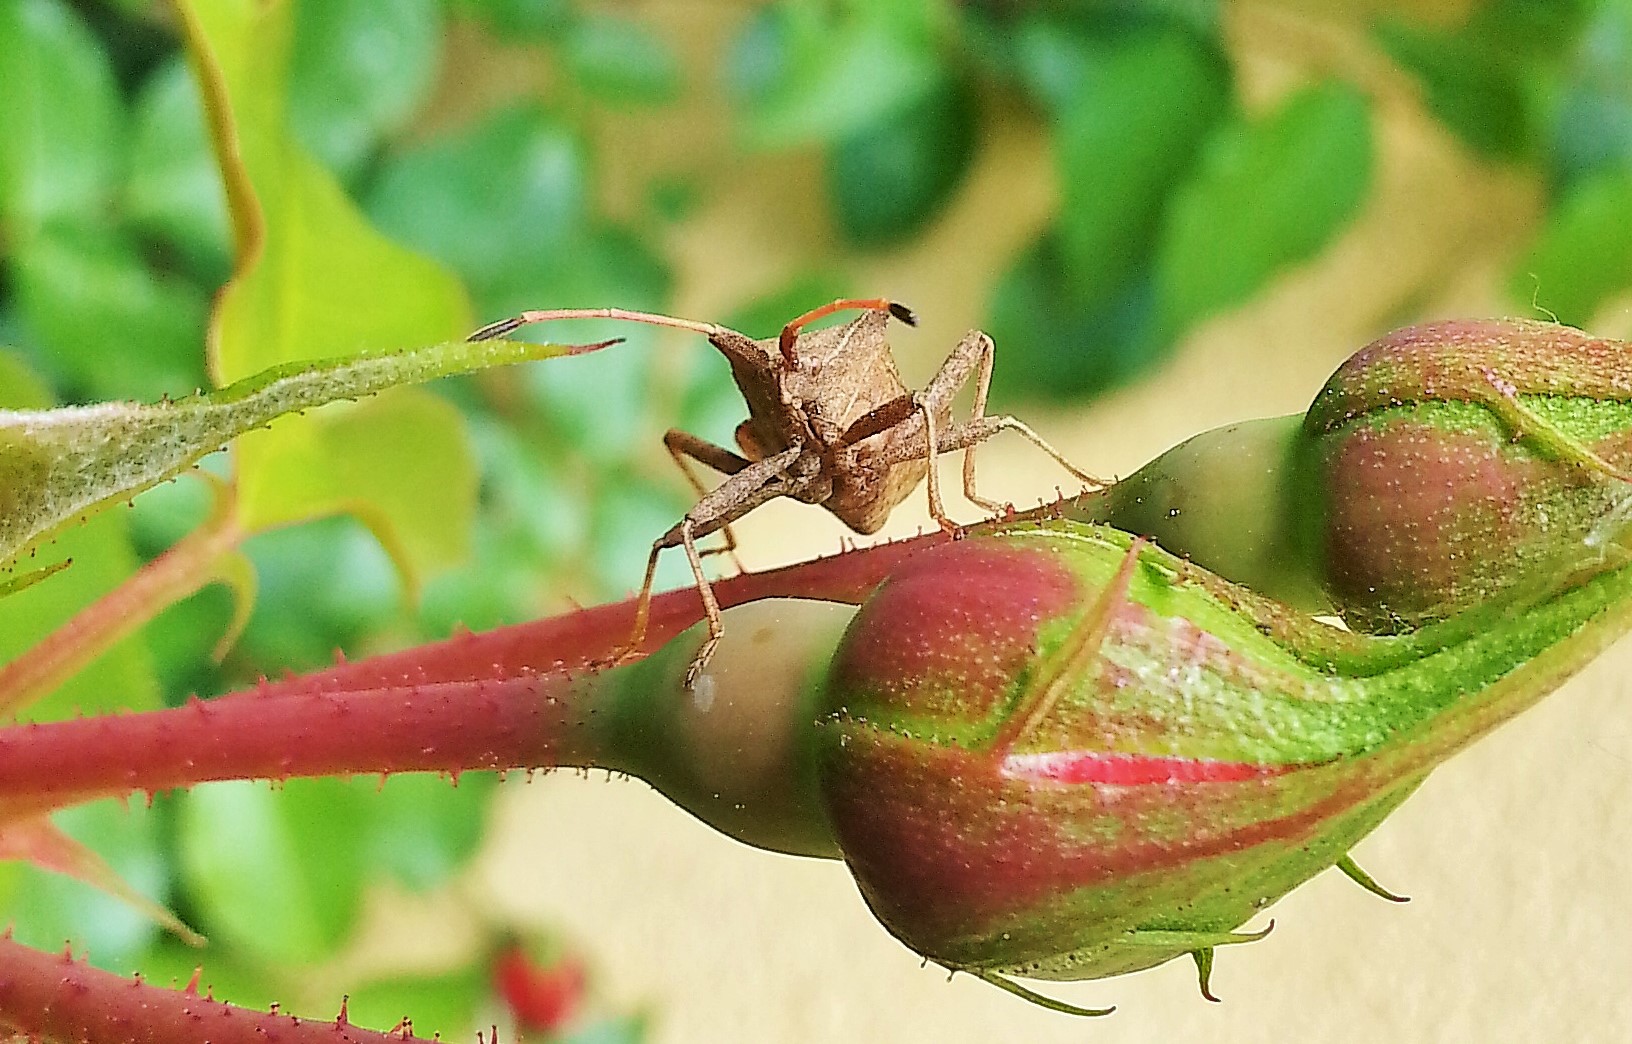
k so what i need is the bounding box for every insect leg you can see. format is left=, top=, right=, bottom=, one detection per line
left=915, top=400, right=958, bottom=533
left=676, top=519, right=723, bottom=690
left=607, top=445, right=808, bottom=682
left=935, top=413, right=1107, bottom=504
left=953, top=330, right=1001, bottom=512
left=663, top=429, right=753, bottom=570
left=613, top=540, right=668, bottom=668
left=914, top=331, right=1106, bottom=512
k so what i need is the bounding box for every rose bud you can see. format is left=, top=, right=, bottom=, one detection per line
left=493, top=942, right=587, bottom=1036
left=1302, top=317, right=1632, bottom=631
left=1069, top=319, right=1632, bottom=633
left=812, top=521, right=1632, bottom=1011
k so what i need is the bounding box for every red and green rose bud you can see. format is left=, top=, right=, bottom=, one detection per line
left=1070, top=319, right=1632, bottom=633
left=812, top=522, right=1632, bottom=1011
left=1303, top=317, right=1632, bottom=631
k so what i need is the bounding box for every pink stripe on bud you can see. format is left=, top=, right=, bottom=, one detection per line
left=1001, top=750, right=1300, bottom=786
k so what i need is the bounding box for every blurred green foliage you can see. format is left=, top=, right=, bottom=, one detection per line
left=1, top=0, right=1630, bottom=1038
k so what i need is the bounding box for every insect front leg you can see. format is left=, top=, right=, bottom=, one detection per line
left=608, top=444, right=807, bottom=686
left=833, top=392, right=959, bottom=532
left=663, top=429, right=753, bottom=570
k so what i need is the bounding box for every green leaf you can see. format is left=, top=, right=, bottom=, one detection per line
left=0, top=351, right=161, bottom=718
left=236, top=389, right=478, bottom=590
left=0, top=800, right=174, bottom=970
left=364, top=103, right=591, bottom=299
left=0, top=510, right=162, bottom=716
left=127, top=57, right=234, bottom=281
left=209, top=146, right=470, bottom=382
left=177, top=773, right=495, bottom=966
left=1512, top=168, right=1632, bottom=326
left=0, top=0, right=124, bottom=234
left=1550, top=0, right=1632, bottom=185
left=0, top=357, right=173, bottom=970
left=177, top=778, right=369, bottom=964
left=1154, top=80, right=1373, bottom=339
left=360, top=772, right=494, bottom=891
left=182, top=0, right=487, bottom=586
left=0, top=349, right=54, bottom=411
left=1458, top=0, right=1596, bottom=61
left=827, top=74, right=976, bottom=248
left=0, top=335, right=598, bottom=575
left=287, top=0, right=443, bottom=181
left=1053, top=26, right=1230, bottom=298
left=729, top=3, right=943, bottom=149
left=235, top=517, right=399, bottom=673
left=445, top=0, right=573, bottom=37
left=1008, top=11, right=1224, bottom=115
left=1375, top=20, right=1536, bottom=158
left=1374, top=0, right=1597, bottom=162
left=564, top=14, right=681, bottom=106
left=1008, top=15, right=1095, bottom=114
left=987, top=232, right=1164, bottom=403
left=10, top=218, right=210, bottom=402
left=133, top=932, right=285, bottom=1013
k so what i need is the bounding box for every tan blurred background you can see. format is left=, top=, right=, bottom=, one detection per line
left=379, top=5, right=1632, bottom=1040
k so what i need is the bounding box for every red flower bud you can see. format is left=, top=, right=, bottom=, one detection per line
left=1305, top=318, right=1632, bottom=630
left=1072, top=319, right=1632, bottom=633
left=811, top=519, right=1632, bottom=1010
left=493, top=943, right=586, bottom=1035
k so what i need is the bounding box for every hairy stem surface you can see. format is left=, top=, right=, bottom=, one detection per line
left=0, top=935, right=437, bottom=1044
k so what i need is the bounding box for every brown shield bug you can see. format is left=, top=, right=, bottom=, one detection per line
left=470, top=298, right=1103, bottom=684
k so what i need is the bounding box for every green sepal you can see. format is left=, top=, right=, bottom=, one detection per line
left=1336, top=853, right=1410, bottom=903
left=1123, top=922, right=1275, bottom=950
left=960, top=967, right=1115, bottom=1018
left=1191, top=947, right=1219, bottom=1003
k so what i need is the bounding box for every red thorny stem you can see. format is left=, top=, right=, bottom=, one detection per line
left=0, top=529, right=950, bottom=812
left=0, top=935, right=438, bottom=1044
left=266, top=527, right=948, bottom=693
left=0, top=520, right=950, bottom=1044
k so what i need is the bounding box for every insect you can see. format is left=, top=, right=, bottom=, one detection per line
left=470, top=298, right=1103, bottom=684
